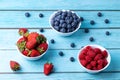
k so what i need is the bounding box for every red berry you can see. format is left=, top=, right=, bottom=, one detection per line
left=86, top=46, right=92, bottom=50
left=79, top=53, right=85, bottom=60
left=94, top=54, right=103, bottom=61
left=85, top=56, right=92, bottom=62
left=26, top=39, right=37, bottom=49
left=94, top=48, right=102, bottom=54
left=87, top=50, right=96, bottom=58
left=97, top=59, right=104, bottom=65
left=90, top=61, right=97, bottom=67
left=80, top=60, right=88, bottom=67
left=22, top=50, right=29, bottom=56
left=86, top=64, right=92, bottom=70
left=93, top=67, right=97, bottom=70
left=102, top=50, right=108, bottom=58
left=29, top=49, right=40, bottom=57
left=81, top=49, right=88, bottom=55
left=44, top=62, right=54, bottom=75
left=97, top=64, right=103, bottom=70
left=103, top=59, right=108, bottom=67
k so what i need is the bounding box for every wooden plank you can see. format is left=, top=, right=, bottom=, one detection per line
left=0, top=11, right=119, bottom=28
left=0, top=49, right=118, bottom=72
left=0, top=29, right=119, bottom=49
left=0, top=0, right=119, bottom=10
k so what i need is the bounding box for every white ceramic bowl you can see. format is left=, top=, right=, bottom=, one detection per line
left=17, top=41, right=49, bottom=60
left=78, top=44, right=111, bottom=73
left=49, top=10, right=81, bottom=36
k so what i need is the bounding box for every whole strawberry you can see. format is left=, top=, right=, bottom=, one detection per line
left=26, top=39, right=37, bottom=49
left=19, top=28, right=29, bottom=37
left=37, top=43, right=48, bottom=54
left=10, top=60, right=20, bottom=71
left=29, top=49, right=40, bottom=57
left=44, top=62, right=53, bottom=75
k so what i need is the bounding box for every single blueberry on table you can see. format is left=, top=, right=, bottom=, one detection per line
left=60, top=28, right=66, bottom=33
left=84, top=29, right=89, bottom=33
left=104, top=19, right=109, bottom=24
left=80, top=17, right=84, bottom=22
left=90, top=20, right=95, bottom=25
left=50, top=39, right=55, bottom=44
left=97, top=12, right=102, bottom=17
left=70, top=57, right=75, bottom=62
left=89, top=37, right=94, bottom=42
left=25, top=12, right=30, bottom=17
left=106, top=31, right=110, bottom=36
left=59, top=51, right=64, bottom=56
left=70, top=43, right=75, bottom=48
left=39, top=28, right=44, bottom=32
left=39, top=13, right=44, bottom=18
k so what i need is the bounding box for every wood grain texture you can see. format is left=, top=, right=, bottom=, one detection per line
left=0, top=11, right=119, bottom=28
left=0, top=0, right=119, bottom=10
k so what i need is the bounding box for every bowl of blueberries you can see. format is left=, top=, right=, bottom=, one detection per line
left=49, top=10, right=81, bottom=36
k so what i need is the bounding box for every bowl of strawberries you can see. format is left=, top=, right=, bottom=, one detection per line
left=17, top=28, right=49, bottom=60
left=78, top=44, right=111, bottom=73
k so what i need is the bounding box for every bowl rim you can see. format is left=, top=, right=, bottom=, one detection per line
left=77, top=44, right=111, bottom=73
left=17, top=38, right=49, bottom=60
left=49, top=10, right=81, bottom=35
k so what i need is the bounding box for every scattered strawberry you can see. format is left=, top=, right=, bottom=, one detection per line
left=37, top=43, right=48, bottom=54
left=19, top=28, right=29, bottom=37
left=10, top=60, right=20, bottom=71
left=80, top=60, right=88, bottom=67
left=29, top=49, right=40, bottom=57
left=26, top=39, right=37, bottom=49
left=44, top=62, right=54, bottom=75
left=102, top=50, right=108, bottom=58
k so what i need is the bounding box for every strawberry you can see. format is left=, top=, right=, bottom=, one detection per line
left=94, top=48, right=102, bottom=54
left=102, top=50, right=108, bottom=58
left=85, top=56, right=92, bottom=62
left=90, top=61, right=97, bottom=67
left=26, top=39, right=37, bottom=49
left=86, top=64, right=92, bottom=70
left=10, top=60, right=20, bottom=71
left=29, top=49, right=40, bottom=57
left=37, top=43, right=48, bottom=54
left=17, top=37, right=26, bottom=52
left=22, top=49, right=30, bottom=56
left=80, top=60, right=88, bottom=67
left=44, top=62, right=53, bottom=75
left=19, top=28, right=29, bottom=37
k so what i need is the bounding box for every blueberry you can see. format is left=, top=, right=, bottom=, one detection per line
left=90, top=20, right=95, bottom=25
left=106, top=31, right=110, bottom=36
left=40, top=28, right=44, bottom=32
left=54, top=21, right=60, bottom=26
left=72, top=13, right=78, bottom=19
left=65, top=17, right=70, bottom=21
left=77, top=18, right=81, bottom=23
left=84, top=29, right=89, bottom=33
left=25, top=12, right=30, bottom=17
left=51, top=20, right=55, bottom=26
left=60, top=28, right=66, bottom=33
left=61, top=15, right=65, bottom=20
left=62, top=11, right=67, bottom=17
left=97, top=12, right=102, bottom=17
left=39, top=13, right=44, bottom=18
left=67, top=11, right=72, bottom=17
left=54, top=26, right=60, bottom=31
left=70, top=57, right=75, bottom=62
left=60, top=20, right=65, bottom=24
left=104, top=19, right=109, bottom=24
left=80, top=17, right=84, bottom=22
left=50, top=39, right=55, bottom=43
left=59, top=51, right=64, bottom=56
left=55, top=11, right=62, bottom=16
left=67, top=29, right=72, bottom=32
left=71, top=21, right=78, bottom=28
left=62, top=23, right=67, bottom=28
left=71, top=27, right=76, bottom=31
left=70, top=43, right=75, bottom=48
left=89, top=37, right=94, bottom=42
left=67, top=24, right=72, bottom=29
left=56, top=15, right=61, bottom=19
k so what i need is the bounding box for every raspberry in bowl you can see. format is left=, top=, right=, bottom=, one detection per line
left=78, top=45, right=111, bottom=73
left=17, top=32, right=49, bottom=60
left=49, top=10, right=81, bottom=36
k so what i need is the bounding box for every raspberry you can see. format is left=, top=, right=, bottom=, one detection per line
left=97, top=64, right=103, bottom=70
left=103, top=59, right=108, bottom=67
left=87, top=50, right=96, bottom=58
left=94, top=48, right=102, bottom=54
left=86, top=64, right=92, bottom=70
left=102, top=50, right=108, bottom=58
left=90, top=61, right=97, bottom=67
left=79, top=53, right=85, bottom=60
left=97, top=59, right=104, bottom=65
left=80, top=60, right=88, bottom=67
left=81, top=49, right=88, bottom=55
left=94, top=54, right=103, bottom=61
left=85, top=56, right=92, bottom=62
left=93, top=67, right=97, bottom=70
left=86, top=46, right=92, bottom=50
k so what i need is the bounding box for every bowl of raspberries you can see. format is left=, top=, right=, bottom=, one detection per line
left=17, top=28, right=48, bottom=60
left=49, top=10, right=81, bottom=36
left=78, top=45, right=111, bottom=73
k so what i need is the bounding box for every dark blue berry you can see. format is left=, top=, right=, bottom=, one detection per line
left=40, top=28, right=44, bottom=32
left=62, top=23, right=67, bottom=28
left=50, top=39, right=55, bottom=43
left=70, top=57, right=75, bottom=62
left=67, top=11, right=72, bottom=17
left=60, top=28, right=66, bottom=33
left=39, top=13, right=44, bottom=18
left=54, top=26, right=60, bottom=31
left=80, top=17, right=84, bottom=22
left=54, top=21, right=60, bottom=26
left=67, top=24, right=72, bottom=29
left=106, top=31, right=110, bottom=36
left=25, top=12, right=30, bottom=17
left=97, top=12, right=102, bottom=17
left=59, top=51, right=64, bottom=56
left=70, top=43, right=75, bottom=48
left=67, top=29, right=72, bottom=32
left=51, top=20, right=55, bottom=26
left=62, top=12, right=67, bottom=17
left=89, top=37, right=94, bottom=42
left=60, top=20, right=65, bottom=24
left=104, top=19, right=109, bottom=24
left=84, top=29, right=89, bottom=33
left=90, top=20, right=95, bottom=25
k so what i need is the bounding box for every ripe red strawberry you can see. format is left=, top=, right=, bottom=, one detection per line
left=94, top=54, right=103, bottom=61
left=90, top=61, right=97, bottom=67
left=19, top=28, right=29, bottom=37
left=85, top=56, right=92, bottom=62
left=102, top=50, right=108, bottom=58
left=86, top=64, right=92, bottom=70
left=28, top=32, right=40, bottom=43
left=80, top=60, right=88, bottom=67
left=26, top=39, right=37, bottom=49
left=44, top=62, right=54, bottom=75
left=37, top=43, right=48, bottom=54
left=79, top=53, right=85, bottom=60
left=97, top=64, right=103, bottom=70
left=29, top=49, right=40, bottom=57
left=17, top=37, right=26, bottom=52
left=94, top=48, right=102, bottom=54
left=22, top=49, right=29, bottom=56
left=10, top=60, right=20, bottom=71
left=87, top=50, right=96, bottom=58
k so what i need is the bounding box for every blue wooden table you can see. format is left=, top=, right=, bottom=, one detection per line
left=0, top=0, right=120, bottom=79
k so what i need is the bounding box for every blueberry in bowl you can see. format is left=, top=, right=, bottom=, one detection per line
left=49, top=10, right=81, bottom=36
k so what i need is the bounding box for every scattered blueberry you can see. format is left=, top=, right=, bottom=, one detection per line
left=40, top=28, right=44, bottom=32
left=84, top=29, right=89, bottom=33
left=59, top=51, right=64, bottom=56
left=25, top=12, right=30, bottom=17
left=50, top=39, right=55, bottom=44
left=89, top=37, right=94, bottom=42
left=97, top=12, right=102, bottom=17
left=106, top=31, right=110, bottom=36
left=39, top=13, right=44, bottom=18
left=70, top=43, right=75, bottom=48
left=70, top=57, right=75, bottom=62
left=104, top=19, right=109, bottom=24
left=80, top=17, right=84, bottom=22
left=90, top=20, right=95, bottom=25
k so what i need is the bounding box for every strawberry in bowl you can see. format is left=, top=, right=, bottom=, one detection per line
left=17, top=28, right=49, bottom=60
